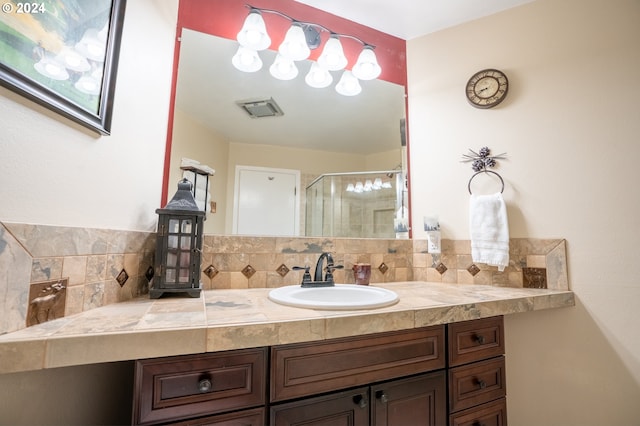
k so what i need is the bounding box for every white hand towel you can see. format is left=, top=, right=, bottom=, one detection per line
left=469, top=193, right=509, bottom=271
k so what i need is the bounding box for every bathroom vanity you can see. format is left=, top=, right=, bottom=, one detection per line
left=133, top=316, right=506, bottom=425
left=0, top=281, right=573, bottom=425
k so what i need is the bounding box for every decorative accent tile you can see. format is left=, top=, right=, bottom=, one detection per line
left=116, top=269, right=129, bottom=287
left=241, top=265, right=256, bottom=279
left=435, top=262, right=448, bottom=275
left=467, top=264, right=480, bottom=276
left=203, top=264, right=219, bottom=279
left=523, top=267, right=547, bottom=289
left=378, top=262, right=389, bottom=274
left=145, top=266, right=154, bottom=282
left=276, top=264, right=289, bottom=277
left=26, top=279, right=67, bottom=327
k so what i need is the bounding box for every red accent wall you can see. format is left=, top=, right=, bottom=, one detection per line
left=162, top=0, right=408, bottom=205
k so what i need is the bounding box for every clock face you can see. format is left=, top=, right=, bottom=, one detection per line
left=466, top=69, right=509, bottom=109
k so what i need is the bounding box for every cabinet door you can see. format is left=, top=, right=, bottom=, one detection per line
left=371, top=371, right=446, bottom=426
left=270, top=386, right=370, bottom=426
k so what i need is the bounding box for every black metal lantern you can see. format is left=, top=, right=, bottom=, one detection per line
left=151, top=179, right=205, bottom=298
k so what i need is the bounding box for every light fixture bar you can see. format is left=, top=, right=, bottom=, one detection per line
left=243, top=4, right=377, bottom=50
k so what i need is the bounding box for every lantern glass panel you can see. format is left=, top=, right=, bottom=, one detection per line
left=179, top=269, right=190, bottom=283
left=168, top=235, right=178, bottom=249
left=166, top=269, right=176, bottom=282
left=167, top=252, right=177, bottom=267
left=180, top=236, right=191, bottom=250
left=181, top=220, right=192, bottom=233
left=169, top=219, right=180, bottom=233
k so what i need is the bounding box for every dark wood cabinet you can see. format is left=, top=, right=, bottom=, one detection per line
left=371, top=372, right=446, bottom=426
left=270, top=386, right=370, bottom=426
left=447, top=316, right=507, bottom=426
left=270, top=372, right=446, bottom=426
left=131, top=318, right=508, bottom=426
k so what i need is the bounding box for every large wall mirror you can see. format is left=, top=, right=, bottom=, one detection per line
left=163, top=0, right=410, bottom=238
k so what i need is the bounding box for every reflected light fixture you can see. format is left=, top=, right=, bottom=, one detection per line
left=270, top=54, right=299, bottom=80
left=305, top=61, right=333, bottom=88
left=335, top=70, right=361, bottom=96
left=233, top=5, right=382, bottom=96
left=232, top=46, right=263, bottom=72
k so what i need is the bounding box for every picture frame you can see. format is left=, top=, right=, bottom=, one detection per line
left=0, top=0, right=126, bottom=135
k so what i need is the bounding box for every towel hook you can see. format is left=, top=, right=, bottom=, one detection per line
left=468, top=170, right=505, bottom=194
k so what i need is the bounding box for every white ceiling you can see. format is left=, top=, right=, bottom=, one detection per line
left=294, top=0, right=535, bottom=40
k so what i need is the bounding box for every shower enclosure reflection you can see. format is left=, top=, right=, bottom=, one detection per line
left=306, top=170, right=405, bottom=238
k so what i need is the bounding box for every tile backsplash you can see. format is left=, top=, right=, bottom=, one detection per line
left=0, top=221, right=568, bottom=335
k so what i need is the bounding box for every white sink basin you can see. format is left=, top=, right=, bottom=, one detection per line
left=268, top=284, right=399, bottom=310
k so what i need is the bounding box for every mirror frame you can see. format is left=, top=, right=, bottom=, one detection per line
left=162, top=0, right=412, bottom=237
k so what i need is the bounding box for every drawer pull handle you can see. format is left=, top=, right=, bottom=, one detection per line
left=474, top=334, right=486, bottom=344
left=198, top=379, right=212, bottom=393
left=375, top=390, right=389, bottom=404
left=475, top=378, right=487, bottom=389
left=352, top=394, right=368, bottom=409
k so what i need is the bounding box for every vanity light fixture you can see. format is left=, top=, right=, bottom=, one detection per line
left=234, top=5, right=382, bottom=95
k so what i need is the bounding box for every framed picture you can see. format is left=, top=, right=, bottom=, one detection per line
left=0, top=0, right=126, bottom=135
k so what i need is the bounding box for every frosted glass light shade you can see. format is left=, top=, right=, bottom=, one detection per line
left=237, top=11, right=271, bottom=51
left=232, top=46, right=262, bottom=72
left=269, top=54, right=298, bottom=80
left=278, top=24, right=310, bottom=61
left=305, top=62, right=333, bottom=88
left=335, top=70, right=361, bottom=96
left=352, top=46, right=381, bottom=80
left=317, top=36, right=347, bottom=71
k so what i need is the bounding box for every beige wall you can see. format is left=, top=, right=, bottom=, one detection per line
left=407, top=0, right=639, bottom=424
left=0, top=0, right=178, bottom=232
left=170, top=108, right=229, bottom=234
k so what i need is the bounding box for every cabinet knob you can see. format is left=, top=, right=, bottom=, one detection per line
left=475, top=378, right=487, bottom=389
left=375, top=390, right=389, bottom=404
left=474, top=334, right=485, bottom=344
left=352, top=394, right=368, bottom=409
left=198, top=378, right=212, bottom=393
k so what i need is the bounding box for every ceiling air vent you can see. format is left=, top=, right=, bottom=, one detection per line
left=236, top=97, right=284, bottom=119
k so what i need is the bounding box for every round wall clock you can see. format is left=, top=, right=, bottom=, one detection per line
left=465, top=69, right=509, bottom=109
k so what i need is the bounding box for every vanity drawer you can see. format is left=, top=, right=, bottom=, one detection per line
left=170, top=407, right=266, bottom=426
left=449, top=397, right=507, bottom=426
left=448, top=316, right=504, bottom=367
left=449, top=356, right=506, bottom=413
left=270, top=325, right=445, bottom=402
left=133, top=348, right=267, bottom=425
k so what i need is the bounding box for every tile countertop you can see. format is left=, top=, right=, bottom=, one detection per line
left=0, top=282, right=574, bottom=374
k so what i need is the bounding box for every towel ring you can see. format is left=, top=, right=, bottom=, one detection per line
left=468, top=170, right=505, bottom=194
